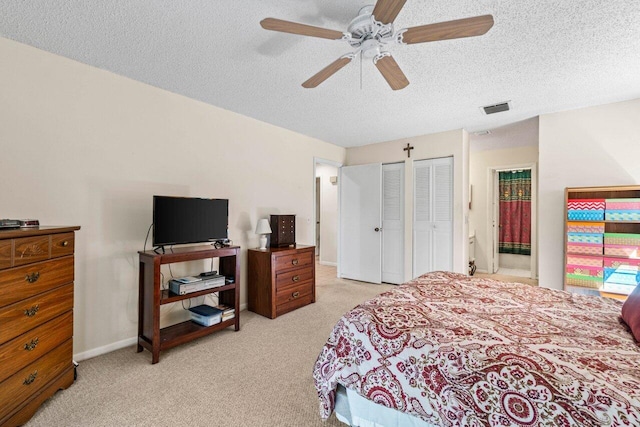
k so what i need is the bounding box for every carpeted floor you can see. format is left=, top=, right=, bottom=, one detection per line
left=26, top=267, right=540, bottom=426
left=26, top=263, right=394, bottom=427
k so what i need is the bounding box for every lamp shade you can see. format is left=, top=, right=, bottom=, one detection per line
left=255, top=218, right=272, bottom=235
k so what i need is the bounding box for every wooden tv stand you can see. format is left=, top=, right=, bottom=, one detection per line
left=137, top=245, right=240, bottom=364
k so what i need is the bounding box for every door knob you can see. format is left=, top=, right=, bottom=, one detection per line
left=374, top=227, right=381, bottom=232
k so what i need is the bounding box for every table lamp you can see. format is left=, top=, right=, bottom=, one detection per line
left=255, top=218, right=272, bottom=250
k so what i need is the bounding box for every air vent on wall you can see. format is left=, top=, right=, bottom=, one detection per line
left=474, top=130, right=492, bottom=136
left=482, top=101, right=511, bottom=115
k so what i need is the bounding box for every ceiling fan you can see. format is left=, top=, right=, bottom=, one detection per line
left=260, top=0, right=494, bottom=90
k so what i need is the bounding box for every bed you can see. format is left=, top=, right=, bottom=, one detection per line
left=313, top=271, right=640, bottom=426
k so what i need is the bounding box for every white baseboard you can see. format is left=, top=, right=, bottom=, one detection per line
left=74, top=305, right=250, bottom=362
left=476, top=269, right=489, bottom=274
left=74, top=336, right=137, bottom=362
left=319, top=261, right=337, bottom=267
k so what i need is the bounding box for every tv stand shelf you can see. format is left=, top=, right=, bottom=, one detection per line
left=137, top=245, right=240, bottom=364
left=160, top=283, right=236, bottom=304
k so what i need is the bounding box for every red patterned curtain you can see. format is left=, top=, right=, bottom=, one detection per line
left=499, top=170, right=531, bottom=255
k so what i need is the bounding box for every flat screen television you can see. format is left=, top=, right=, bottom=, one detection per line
left=152, top=196, right=228, bottom=247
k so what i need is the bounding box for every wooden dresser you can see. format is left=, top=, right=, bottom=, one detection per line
left=0, top=226, right=80, bottom=426
left=247, top=245, right=315, bottom=319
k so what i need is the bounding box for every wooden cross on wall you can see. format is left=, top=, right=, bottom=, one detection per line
left=403, top=143, right=414, bottom=158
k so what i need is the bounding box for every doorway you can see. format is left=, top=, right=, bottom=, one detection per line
left=314, top=158, right=341, bottom=267
left=489, top=164, right=537, bottom=279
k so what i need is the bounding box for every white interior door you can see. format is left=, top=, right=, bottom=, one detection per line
left=413, top=157, right=453, bottom=278
left=340, top=163, right=382, bottom=283
left=316, top=177, right=320, bottom=255
left=382, top=163, right=404, bottom=284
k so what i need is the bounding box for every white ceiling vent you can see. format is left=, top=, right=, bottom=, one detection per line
left=482, top=101, right=511, bottom=115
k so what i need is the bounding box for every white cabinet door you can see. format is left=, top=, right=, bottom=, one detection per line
left=382, top=163, right=404, bottom=284
left=340, top=163, right=382, bottom=284
left=413, top=157, right=453, bottom=277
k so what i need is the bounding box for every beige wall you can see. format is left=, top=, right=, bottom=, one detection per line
left=0, top=38, right=345, bottom=359
left=469, top=145, right=539, bottom=273
left=315, top=163, right=339, bottom=265
left=346, top=130, right=470, bottom=279
left=539, top=98, right=640, bottom=290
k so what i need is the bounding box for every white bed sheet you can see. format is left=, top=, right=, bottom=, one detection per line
left=334, top=385, right=435, bottom=427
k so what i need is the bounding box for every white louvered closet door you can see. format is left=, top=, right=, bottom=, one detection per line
left=382, top=163, right=404, bottom=284
left=413, top=157, right=453, bottom=278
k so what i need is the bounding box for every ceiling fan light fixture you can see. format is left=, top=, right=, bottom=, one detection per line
left=362, top=39, right=381, bottom=58
left=260, top=0, right=494, bottom=90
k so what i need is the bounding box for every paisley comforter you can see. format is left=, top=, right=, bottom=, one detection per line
left=313, top=271, right=640, bottom=426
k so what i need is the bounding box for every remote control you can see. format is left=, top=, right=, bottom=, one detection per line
left=199, top=271, right=218, bottom=277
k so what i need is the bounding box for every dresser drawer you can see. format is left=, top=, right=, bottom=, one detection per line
left=0, top=338, right=72, bottom=420
left=0, top=283, right=73, bottom=345
left=275, top=266, right=313, bottom=289
left=274, top=250, right=313, bottom=272
left=0, top=256, right=74, bottom=308
left=0, top=311, right=73, bottom=383
left=276, top=280, right=313, bottom=307
left=276, top=292, right=313, bottom=317
left=51, top=233, right=75, bottom=259
left=0, top=240, right=11, bottom=270
left=13, top=236, right=50, bottom=267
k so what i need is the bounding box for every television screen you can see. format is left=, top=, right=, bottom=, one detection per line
left=153, top=196, right=228, bottom=247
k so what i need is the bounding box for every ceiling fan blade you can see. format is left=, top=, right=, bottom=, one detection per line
left=401, top=15, right=494, bottom=44
left=374, top=54, right=409, bottom=90
left=302, top=56, right=354, bottom=88
left=260, top=18, right=344, bottom=40
left=372, top=0, right=407, bottom=24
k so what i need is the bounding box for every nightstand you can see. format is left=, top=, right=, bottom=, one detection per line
left=247, top=245, right=315, bottom=318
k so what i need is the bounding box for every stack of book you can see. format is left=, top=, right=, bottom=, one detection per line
left=215, top=304, right=235, bottom=322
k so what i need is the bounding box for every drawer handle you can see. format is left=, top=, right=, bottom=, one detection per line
left=292, top=291, right=300, bottom=298
left=24, top=305, right=40, bottom=317
left=291, top=259, right=299, bottom=266
left=61, top=241, right=69, bottom=247
left=25, top=272, right=40, bottom=283
left=23, top=371, right=38, bottom=385
left=292, top=275, right=300, bottom=282
left=24, top=338, right=39, bottom=351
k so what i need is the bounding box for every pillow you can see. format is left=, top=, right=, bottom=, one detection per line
left=621, top=284, right=640, bottom=342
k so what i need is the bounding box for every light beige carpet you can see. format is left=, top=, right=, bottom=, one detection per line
left=27, top=264, right=394, bottom=427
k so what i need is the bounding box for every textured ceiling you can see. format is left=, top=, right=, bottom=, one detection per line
left=1, top=1, right=639, bottom=147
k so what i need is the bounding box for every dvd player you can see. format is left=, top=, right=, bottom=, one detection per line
left=169, top=275, right=226, bottom=295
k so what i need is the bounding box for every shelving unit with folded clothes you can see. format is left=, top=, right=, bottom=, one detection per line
left=564, top=185, right=640, bottom=301
left=602, top=207, right=640, bottom=297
